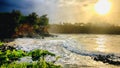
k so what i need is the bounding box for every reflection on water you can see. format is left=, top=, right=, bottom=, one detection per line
left=96, top=36, right=106, bottom=52
left=70, top=34, right=120, bottom=54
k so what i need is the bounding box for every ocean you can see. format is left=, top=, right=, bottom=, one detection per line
left=10, top=34, right=120, bottom=68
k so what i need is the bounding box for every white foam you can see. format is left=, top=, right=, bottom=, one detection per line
left=11, top=36, right=119, bottom=68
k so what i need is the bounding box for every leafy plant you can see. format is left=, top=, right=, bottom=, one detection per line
left=0, top=45, right=62, bottom=68
left=0, top=49, right=27, bottom=65
left=29, top=49, right=55, bottom=61
left=1, top=61, right=61, bottom=68
left=0, top=41, right=4, bottom=46
left=28, top=49, right=61, bottom=68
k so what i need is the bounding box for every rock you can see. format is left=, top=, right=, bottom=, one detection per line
left=93, top=54, right=120, bottom=65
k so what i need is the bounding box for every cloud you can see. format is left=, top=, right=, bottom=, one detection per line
left=0, top=0, right=33, bottom=13
left=0, top=0, right=97, bottom=23
left=0, top=0, right=120, bottom=24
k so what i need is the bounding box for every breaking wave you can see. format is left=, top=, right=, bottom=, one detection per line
left=8, top=35, right=119, bottom=68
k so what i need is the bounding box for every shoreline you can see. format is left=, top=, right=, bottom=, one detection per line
left=5, top=35, right=120, bottom=68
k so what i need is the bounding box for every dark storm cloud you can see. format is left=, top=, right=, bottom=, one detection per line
left=0, top=0, right=33, bottom=13
left=0, top=0, right=14, bottom=11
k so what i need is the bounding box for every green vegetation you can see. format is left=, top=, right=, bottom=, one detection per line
left=1, top=61, right=61, bottom=68
left=0, top=10, right=49, bottom=40
left=0, top=42, right=4, bottom=46
left=0, top=49, right=27, bottom=65
left=0, top=10, right=61, bottom=68
left=0, top=43, right=62, bottom=68
left=0, top=43, right=27, bottom=66
left=28, top=49, right=61, bottom=68
left=49, top=23, right=120, bottom=34
left=29, top=49, right=55, bottom=61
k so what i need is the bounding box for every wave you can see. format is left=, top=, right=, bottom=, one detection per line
left=59, top=38, right=120, bottom=65
left=13, top=37, right=120, bottom=65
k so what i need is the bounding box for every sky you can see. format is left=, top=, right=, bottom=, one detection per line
left=0, top=0, right=120, bottom=25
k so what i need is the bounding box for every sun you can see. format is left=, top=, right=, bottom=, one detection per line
left=94, top=0, right=111, bottom=15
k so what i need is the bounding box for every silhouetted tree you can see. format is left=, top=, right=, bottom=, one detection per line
left=0, top=10, right=22, bottom=39
left=39, top=14, right=49, bottom=26
left=27, top=12, right=38, bottom=25
left=0, top=10, right=51, bottom=39
left=34, top=14, right=49, bottom=35
left=49, top=23, right=120, bottom=34
left=10, top=10, right=22, bottom=33
left=11, top=10, right=21, bottom=24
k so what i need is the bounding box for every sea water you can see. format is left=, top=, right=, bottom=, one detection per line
left=11, top=34, right=120, bottom=68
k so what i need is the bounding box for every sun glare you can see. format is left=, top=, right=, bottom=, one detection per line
left=96, top=36, right=106, bottom=52
left=94, top=0, right=111, bottom=15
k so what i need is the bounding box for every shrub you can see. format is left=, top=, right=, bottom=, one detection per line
left=0, top=45, right=62, bottom=68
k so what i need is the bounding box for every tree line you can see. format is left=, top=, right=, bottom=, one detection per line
left=0, top=10, right=49, bottom=39
left=49, top=23, right=120, bottom=34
